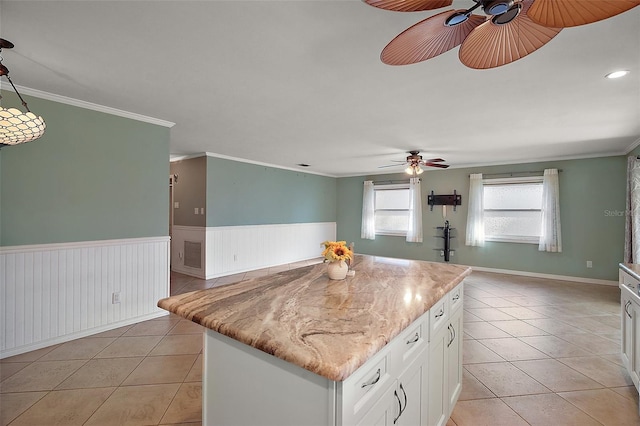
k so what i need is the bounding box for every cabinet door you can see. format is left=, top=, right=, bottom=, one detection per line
left=631, top=299, right=640, bottom=389
left=428, top=325, right=448, bottom=426
left=357, top=389, right=397, bottom=426
left=447, top=309, right=464, bottom=412
left=622, top=292, right=634, bottom=373
left=395, top=352, right=427, bottom=426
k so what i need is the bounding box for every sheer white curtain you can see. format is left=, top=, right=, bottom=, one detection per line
left=361, top=180, right=375, bottom=240
left=539, top=169, right=562, bottom=252
left=625, top=156, right=640, bottom=263
left=465, top=173, right=484, bottom=246
left=406, top=178, right=423, bottom=243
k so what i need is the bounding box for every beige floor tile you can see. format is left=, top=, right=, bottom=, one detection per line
left=160, top=423, right=202, bottom=426
left=0, top=361, right=30, bottom=381
left=0, top=345, right=60, bottom=363
left=611, top=386, right=640, bottom=404
left=123, top=319, right=181, bottom=337
left=185, top=354, right=203, bottom=382
left=56, top=357, right=144, bottom=389
left=122, top=354, right=197, bottom=386
left=462, top=311, right=483, bottom=322
left=496, top=306, right=549, bottom=320
left=451, top=398, right=529, bottom=426
left=523, top=318, right=587, bottom=335
left=477, top=338, right=549, bottom=361
left=519, top=335, right=593, bottom=358
left=39, top=337, right=116, bottom=361
left=601, top=352, right=626, bottom=367
left=9, top=387, right=115, bottom=426
left=462, top=298, right=491, bottom=309
left=243, top=268, right=271, bottom=279
left=463, top=339, right=504, bottom=364
left=465, top=308, right=516, bottom=321
left=473, top=297, right=521, bottom=308
left=503, top=296, right=556, bottom=307
left=148, top=334, right=202, bottom=356
left=85, top=383, right=181, bottom=426
left=558, top=332, right=621, bottom=355
left=568, top=316, right=620, bottom=335
left=559, top=388, right=640, bottom=426
left=0, top=391, right=47, bottom=426
left=91, top=325, right=133, bottom=338
left=160, top=382, right=202, bottom=424
left=214, top=273, right=247, bottom=286
left=169, top=320, right=205, bottom=335
left=502, top=393, right=602, bottom=426
left=0, top=360, right=86, bottom=393
left=511, top=358, right=603, bottom=392
left=458, top=368, right=495, bottom=400
left=559, top=356, right=634, bottom=387
left=465, top=362, right=550, bottom=397
left=463, top=322, right=511, bottom=339
left=489, top=320, right=548, bottom=337
left=95, top=335, right=163, bottom=358
left=445, top=418, right=457, bottom=426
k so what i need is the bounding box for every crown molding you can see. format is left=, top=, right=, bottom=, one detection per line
left=170, top=151, right=337, bottom=178
left=1, top=84, right=175, bottom=128
left=625, top=137, right=640, bottom=154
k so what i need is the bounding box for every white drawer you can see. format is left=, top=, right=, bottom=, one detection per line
left=621, top=269, right=639, bottom=292
left=449, top=283, right=464, bottom=313
left=429, top=297, right=448, bottom=340
left=392, top=315, right=427, bottom=369
left=341, top=347, right=393, bottom=423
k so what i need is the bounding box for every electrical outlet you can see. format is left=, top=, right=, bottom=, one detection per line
left=194, top=207, right=199, bottom=214
left=440, top=250, right=444, bottom=257
left=586, top=260, right=593, bottom=268
left=112, top=292, right=121, bottom=304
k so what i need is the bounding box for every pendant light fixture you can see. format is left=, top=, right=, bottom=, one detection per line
left=0, top=38, right=46, bottom=146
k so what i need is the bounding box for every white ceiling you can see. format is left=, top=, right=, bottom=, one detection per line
left=1, top=0, right=638, bottom=177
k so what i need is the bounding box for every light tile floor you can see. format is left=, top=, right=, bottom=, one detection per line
left=1, top=262, right=639, bottom=425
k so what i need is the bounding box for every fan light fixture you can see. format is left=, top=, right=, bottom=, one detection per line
left=364, top=0, right=640, bottom=69
left=406, top=164, right=424, bottom=175
left=0, top=38, right=46, bottom=146
left=606, top=70, right=630, bottom=79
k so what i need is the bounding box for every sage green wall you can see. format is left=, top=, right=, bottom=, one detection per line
left=337, top=156, right=626, bottom=281
left=206, top=156, right=336, bottom=226
left=0, top=90, right=170, bottom=246
left=170, top=157, right=207, bottom=227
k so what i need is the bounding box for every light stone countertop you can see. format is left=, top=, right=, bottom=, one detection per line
left=620, top=263, right=640, bottom=281
left=158, top=254, right=471, bottom=381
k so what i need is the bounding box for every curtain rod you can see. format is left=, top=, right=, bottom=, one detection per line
left=471, top=169, right=563, bottom=178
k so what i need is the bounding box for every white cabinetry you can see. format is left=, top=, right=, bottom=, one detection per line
left=428, top=283, right=464, bottom=426
left=621, top=268, right=640, bottom=390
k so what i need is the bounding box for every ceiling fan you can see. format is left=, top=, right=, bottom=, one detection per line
left=379, top=150, right=450, bottom=175
left=364, top=0, right=640, bottom=69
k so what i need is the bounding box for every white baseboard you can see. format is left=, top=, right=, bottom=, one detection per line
left=0, top=311, right=168, bottom=359
left=469, top=265, right=618, bottom=286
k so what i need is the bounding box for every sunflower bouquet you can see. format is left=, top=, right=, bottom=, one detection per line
left=321, top=241, right=353, bottom=263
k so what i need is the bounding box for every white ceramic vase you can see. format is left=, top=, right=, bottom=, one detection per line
left=327, top=260, right=349, bottom=280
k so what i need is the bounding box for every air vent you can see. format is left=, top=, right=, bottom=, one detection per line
left=184, top=241, right=202, bottom=269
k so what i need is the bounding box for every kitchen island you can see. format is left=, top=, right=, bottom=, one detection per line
left=158, top=255, right=471, bottom=426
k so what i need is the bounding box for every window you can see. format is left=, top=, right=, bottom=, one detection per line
left=374, top=184, right=410, bottom=235
left=483, top=177, right=543, bottom=243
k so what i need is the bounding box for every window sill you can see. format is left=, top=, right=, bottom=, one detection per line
left=485, top=236, right=539, bottom=245
left=375, top=231, right=407, bottom=237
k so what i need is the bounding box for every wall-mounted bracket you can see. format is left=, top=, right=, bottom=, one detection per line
left=428, top=190, right=462, bottom=211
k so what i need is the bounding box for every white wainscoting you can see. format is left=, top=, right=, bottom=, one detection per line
left=0, top=236, right=170, bottom=358
left=171, top=222, right=336, bottom=279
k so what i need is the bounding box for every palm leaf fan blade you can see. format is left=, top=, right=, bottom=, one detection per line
left=527, top=0, right=640, bottom=28
left=459, top=0, right=561, bottom=69
left=381, top=10, right=485, bottom=65
left=364, top=0, right=453, bottom=12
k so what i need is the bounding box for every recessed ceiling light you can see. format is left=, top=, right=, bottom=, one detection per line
left=605, top=70, right=629, bottom=79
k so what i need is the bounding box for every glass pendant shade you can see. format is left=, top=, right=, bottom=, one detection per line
left=0, top=106, right=46, bottom=145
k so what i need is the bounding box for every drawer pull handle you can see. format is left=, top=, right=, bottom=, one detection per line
left=435, top=308, right=444, bottom=319
left=393, top=390, right=402, bottom=424
left=361, top=368, right=381, bottom=388
left=625, top=301, right=632, bottom=319
left=452, top=294, right=460, bottom=301
left=406, top=333, right=420, bottom=345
